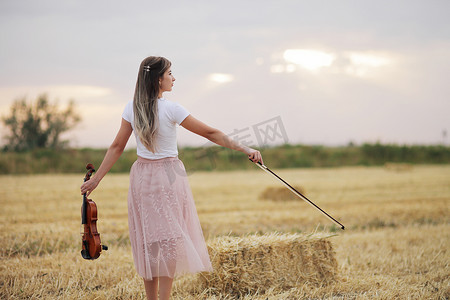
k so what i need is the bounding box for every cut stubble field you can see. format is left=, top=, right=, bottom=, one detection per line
left=1, top=164, right=449, bottom=299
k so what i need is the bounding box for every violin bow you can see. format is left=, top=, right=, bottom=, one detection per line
left=253, top=161, right=345, bottom=230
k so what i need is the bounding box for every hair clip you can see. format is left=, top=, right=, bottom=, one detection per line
left=143, top=66, right=151, bottom=72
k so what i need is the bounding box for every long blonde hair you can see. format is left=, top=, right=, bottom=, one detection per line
left=133, top=56, right=171, bottom=152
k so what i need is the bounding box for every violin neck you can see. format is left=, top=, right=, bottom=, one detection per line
left=81, top=194, right=87, bottom=224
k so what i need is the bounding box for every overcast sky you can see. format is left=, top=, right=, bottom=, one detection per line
left=1, top=0, right=449, bottom=148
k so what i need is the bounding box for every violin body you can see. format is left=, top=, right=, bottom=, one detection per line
left=81, top=164, right=107, bottom=260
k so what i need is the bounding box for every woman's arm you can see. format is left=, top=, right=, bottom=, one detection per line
left=80, top=118, right=132, bottom=196
left=180, top=115, right=263, bottom=163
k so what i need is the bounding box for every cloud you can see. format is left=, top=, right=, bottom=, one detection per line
left=283, top=49, right=335, bottom=71
left=208, top=73, right=234, bottom=84
left=343, top=51, right=392, bottom=77
left=268, top=48, right=395, bottom=80
left=270, top=64, right=296, bottom=74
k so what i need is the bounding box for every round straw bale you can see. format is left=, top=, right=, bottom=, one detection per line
left=259, top=186, right=306, bottom=201
left=384, top=162, right=413, bottom=172
left=195, top=232, right=338, bottom=297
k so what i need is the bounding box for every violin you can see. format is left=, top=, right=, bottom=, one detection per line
left=81, top=163, right=107, bottom=259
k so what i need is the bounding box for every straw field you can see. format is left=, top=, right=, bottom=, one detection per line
left=1, top=164, right=449, bottom=299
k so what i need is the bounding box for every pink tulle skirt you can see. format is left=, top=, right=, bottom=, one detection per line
left=127, top=156, right=213, bottom=280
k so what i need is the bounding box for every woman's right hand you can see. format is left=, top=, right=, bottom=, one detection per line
left=246, top=147, right=263, bottom=165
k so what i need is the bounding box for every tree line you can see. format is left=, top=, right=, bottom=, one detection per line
left=1, top=95, right=449, bottom=174
left=1, top=144, right=449, bottom=174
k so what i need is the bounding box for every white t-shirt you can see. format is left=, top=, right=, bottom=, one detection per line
left=122, top=98, right=190, bottom=159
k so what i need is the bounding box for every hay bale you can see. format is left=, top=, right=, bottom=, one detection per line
left=259, top=186, right=306, bottom=201
left=196, top=233, right=338, bottom=297
left=384, top=162, right=413, bottom=172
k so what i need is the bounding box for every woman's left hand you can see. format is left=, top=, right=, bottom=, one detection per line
left=80, top=176, right=100, bottom=197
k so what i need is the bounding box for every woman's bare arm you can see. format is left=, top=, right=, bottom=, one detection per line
left=180, top=115, right=263, bottom=163
left=80, top=118, right=132, bottom=196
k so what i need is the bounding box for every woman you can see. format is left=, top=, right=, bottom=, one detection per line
left=80, top=56, right=263, bottom=300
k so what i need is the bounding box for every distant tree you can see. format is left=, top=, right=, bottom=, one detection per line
left=1, top=94, right=81, bottom=151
